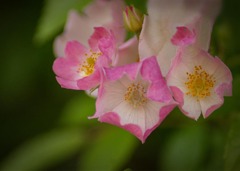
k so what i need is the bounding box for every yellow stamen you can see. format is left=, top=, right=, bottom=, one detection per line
left=77, top=50, right=102, bottom=77
left=185, top=65, right=216, bottom=101
left=124, top=82, right=147, bottom=108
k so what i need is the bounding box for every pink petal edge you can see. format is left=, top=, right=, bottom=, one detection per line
left=171, top=26, right=196, bottom=46
left=140, top=56, right=173, bottom=103
left=56, top=77, right=79, bottom=90
left=98, top=102, right=176, bottom=143
left=170, top=86, right=199, bottom=120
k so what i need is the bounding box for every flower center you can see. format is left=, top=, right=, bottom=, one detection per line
left=78, top=50, right=102, bottom=77
left=124, top=82, right=147, bottom=108
left=185, top=65, right=216, bottom=101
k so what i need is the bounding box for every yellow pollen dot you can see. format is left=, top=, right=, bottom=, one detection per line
left=185, top=65, right=216, bottom=101
left=124, top=82, right=148, bottom=108
left=77, top=50, right=102, bottom=77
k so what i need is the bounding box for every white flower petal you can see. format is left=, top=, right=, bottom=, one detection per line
left=199, top=91, right=222, bottom=118
left=157, top=41, right=178, bottom=76
left=113, top=102, right=145, bottom=128
left=112, top=100, right=162, bottom=135
left=144, top=101, right=161, bottom=130
left=98, top=79, right=126, bottom=113
left=182, top=95, right=201, bottom=120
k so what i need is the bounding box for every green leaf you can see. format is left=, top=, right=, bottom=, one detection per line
left=160, top=125, right=207, bottom=171
left=34, top=0, right=92, bottom=44
left=59, top=93, right=97, bottom=127
left=79, top=126, right=138, bottom=171
left=0, top=129, right=85, bottom=171
left=225, top=113, right=240, bottom=171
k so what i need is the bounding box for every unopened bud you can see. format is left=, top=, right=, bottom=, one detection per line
left=123, top=5, right=144, bottom=33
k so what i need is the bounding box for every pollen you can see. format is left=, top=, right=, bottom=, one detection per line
left=124, top=82, right=148, bottom=108
left=77, top=50, right=102, bottom=77
left=185, top=65, right=216, bottom=101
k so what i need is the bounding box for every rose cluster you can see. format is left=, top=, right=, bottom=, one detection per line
left=52, top=0, right=232, bottom=143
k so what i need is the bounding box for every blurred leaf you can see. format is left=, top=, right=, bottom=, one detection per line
left=79, top=126, right=138, bottom=171
left=34, top=0, right=92, bottom=44
left=0, top=129, right=84, bottom=171
left=225, top=113, right=240, bottom=171
left=226, top=55, right=240, bottom=68
left=59, top=93, right=97, bottom=126
left=205, top=128, right=225, bottom=171
left=160, top=125, right=207, bottom=171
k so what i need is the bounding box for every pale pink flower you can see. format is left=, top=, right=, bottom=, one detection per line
left=53, top=27, right=116, bottom=90
left=166, top=27, right=232, bottom=120
left=91, top=57, right=176, bottom=143
left=139, top=0, right=221, bottom=76
left=113, top=36, right=140, bottom=66
left=54, top=0, right=126, bottom=57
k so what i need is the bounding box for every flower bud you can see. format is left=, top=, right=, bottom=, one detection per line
left=123, top=5, right=144, bottom=33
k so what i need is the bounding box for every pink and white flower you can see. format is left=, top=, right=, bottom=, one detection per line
left=166, top=28, right=232, bottom=120
left=91, top=57, right=176, bottom=143
left=139, top=0, right=221, bottom=76
left=54, top=0, right=126, bottom=57
left=53, top=27, right=116, bottom=90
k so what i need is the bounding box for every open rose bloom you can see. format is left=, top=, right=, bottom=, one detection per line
left=91, top=57, right=176, bottom=142
left=52, top=0, right=232, bottom=142
left=53, top=27, right=116, bottom=90
left=167, top=43, right=232, bottom=120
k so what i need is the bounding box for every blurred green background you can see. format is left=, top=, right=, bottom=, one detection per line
left=0, top=0, right=240, bottom=170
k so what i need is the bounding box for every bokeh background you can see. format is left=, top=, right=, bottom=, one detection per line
left=0, top=0, right=240, bottom=170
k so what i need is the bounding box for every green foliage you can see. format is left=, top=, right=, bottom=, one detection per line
left=59, top=93, right=97, bottom=127
left=0, top=129, right=85, bottom=171
left=160, top=125, right=207, bottom=171
left=34, top=0, right=92, bottom=44
left=225, top=113, right=240, bottom=171
left=79, top=126, right=138, bottom=171
left=224, top=76, right=240, bottom=171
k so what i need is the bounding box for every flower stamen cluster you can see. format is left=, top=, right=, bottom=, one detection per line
left=124, top=82, right=147, bottom=108
left=78, top=50, right=102, bottom=77
left=185, top=65, right=216, bottom=101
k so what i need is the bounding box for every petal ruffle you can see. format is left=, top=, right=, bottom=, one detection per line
left=141, top=56, right=173, bottom=102
left=53, top=57, right=80, bottom=81
left=88, top=27, right=116, bottom=60
left=171, top=27, right=196, bottom=46
left=85, top=0, right=126, bottom=45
